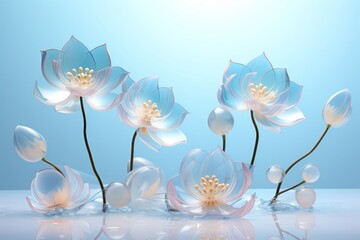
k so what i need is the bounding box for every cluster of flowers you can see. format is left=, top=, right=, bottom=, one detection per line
left=14, top=37, right=352, bottom=217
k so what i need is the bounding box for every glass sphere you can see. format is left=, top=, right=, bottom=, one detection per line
left=302, top=164, right=320, bottom=183
left=106, top=182, right=131, bottom=208
left=208, top=107, right=234, bottom=135
left=295, top=186, right=316, bottom=208
left=266, top=165, right=285, bottom=184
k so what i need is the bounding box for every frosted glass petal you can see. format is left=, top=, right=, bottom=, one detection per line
left=254, top=113, right=281, bottom=132
left=86, top=93, right=120, bottom=111
left=266, top=165, right=285, bottom=184
left=90, top=44, right=111, bottom=71
left=261, top=68, right=290, bottom=94
left=302, top=164, right=320, bottom=183
left=127, top=157, right=155, bottom=172
left=137, top=129, right=161, bottom=152
left=40, top=49, right=66, bottom=89
left=106, top=182, right=131, bottom=208
left=55, top=97, right=80, bottom=113
left=148, top=129, right=187, bottom=147
left=218, top=85, right=248, bottom=111
left=285, top=81, right=303, bottom=109
left=34, top=81, right=70, bottom=105
left=247, top=53, right=273, bottom=81
left=269, top=107, right=305, bottom=127
left=94, top=66, right=129, bottom=94
left=208, top=107, right=234, bottom=135
left=151, top=103, right=189, bottom=130
left=148, top=87, right=175, bottom=117
left=14, top=125, right=47, bottom=162
left=323, top=89, right=352, bottom=127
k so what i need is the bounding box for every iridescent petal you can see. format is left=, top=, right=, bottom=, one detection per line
left=125, top=166, right=165, bottom=200
left=148, top=129, right=187, bottom=147
left=85, top=93, right=121, bottom=111
left=223, top=60, right=249, bottom=84
left=117, top=104, right=142, bottom=127
left=127, top=157, right=155, bottom=172
left=40, top=49, right=65, bottom=89
left=151, top=103, right=189, bottom=130
left=122, top=77, right=135, bottom=93
left=148, top=87, right=175, bottom=117
left=137, top=128, right=161, bottom=152
left=255, top=113, right=281, bottom=132
left=90, top=44, right=111, bottom=70
left=269, top=106, right=305, bottom=127
left=58, top=36, right=95, bottom=75
left=74, top=183, right=90, bottom=207
left=26, top=197, right=50, bottom=213
left=217, top=85, right=248, bottom=111
left=261, top=68, right=290, bottom=93
left=34, top=81, right=71, bottom=106
left=64, top=165, right=84, bottom=200
left=224, top=163, right=252, bottom=203
left=323, top=89, right=352, bottom=127
left=285, top=81, right=303, bottom=109
left=247, top=53, right=273, bottom=80
left=92, top=67, right=129, bottom=94
left=55, top=97, right=80, bottom=113
left=218, top=193, right=256, bottom=217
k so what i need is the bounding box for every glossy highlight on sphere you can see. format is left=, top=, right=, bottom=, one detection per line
left=323, top=89, right=352, bottom=127
left=266, top=165, right=285, bottom=184
left=295, top=187, right=316, bottom=208
left=14, top=125, right=47, bottom=162
left=106, top=182, right=131, bottom=208
left=208, top=107, right=234, bottom=135
left=302, top=164, right=320, bottom=183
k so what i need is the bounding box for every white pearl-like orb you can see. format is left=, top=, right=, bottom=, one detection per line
left=302, top=164, right=320, bottom=183
left=208, top=107, right=234, bottom=135
left=266, top=165, right=285, bottom=184
left=295, top=187, right=316, bottom=208
left=106, top=182, right=131, bottom=208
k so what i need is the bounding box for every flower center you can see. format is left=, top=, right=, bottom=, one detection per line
left=141, top=100, right=161, bottom=122
left=66, top=67, right=94, bottom=88
left=194, top=175, right=229, bottom=207
left=248, top=83, right=276, bottom=102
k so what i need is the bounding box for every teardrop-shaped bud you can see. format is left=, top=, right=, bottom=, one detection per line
left=14, top=126, right=47, bottom=162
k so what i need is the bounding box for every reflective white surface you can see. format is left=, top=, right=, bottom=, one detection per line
left=0, top=189, right=359, bottom=239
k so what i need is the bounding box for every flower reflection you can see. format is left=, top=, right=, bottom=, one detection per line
left=36, top=219, right=91, bottom=240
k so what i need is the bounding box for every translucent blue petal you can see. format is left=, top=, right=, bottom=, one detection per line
left=117, top=104, right=142, bottom=127
left=148, top=129, right=186, bottom=146
left=33, top=81, right=71, bottom=106
left=254, top=112, right=281, bottom=132
left=285, top=81, right=303, bottom=109
left=122, top=76, right=135, bottom=93
left=246, top=53, right=273, bottom=80
left=41, top=49, right=65, bottom=89
left=198, top=147, right=236, bottom=189
left=147, top=87, right=175, bottom=117
left=55, top=97, right=80, bottom=113
left=151, top=103, right=189, bottom=130
left=92, top=67, right=129, bottom=94
left=137, top=129, right=161, bottom=152
left=223, top=60, right=250, bottom=84
left=217, top=85, right=248, bottom=111
left=261, top=68, right=290, bottom=93
left=85, top=93, right=120, bottom=111
left=124, top=76, right=159, bottom=110
left=269, top=107, right=305, bottom=126
left=90, top=44, right=111, bottom=71
left=59, top=36, right=95, bottom=75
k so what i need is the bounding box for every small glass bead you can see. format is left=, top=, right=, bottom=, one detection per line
left=295, top=186, right=316, bottom=208
left=266, top=165, right=285, bottom=184
left=302, top=164, right=320, bottom=183
left=208, top=107, right=234, bottom=136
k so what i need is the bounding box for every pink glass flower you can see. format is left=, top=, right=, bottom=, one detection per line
left=167, top=147, right=256, bottom=217
left=34, top=36, right=128, bottom=112
left=27, top=165, right=90, bottom=215
left=218, top=54, right=305, bottom=132
left=118, top=76, right=189, bottom=151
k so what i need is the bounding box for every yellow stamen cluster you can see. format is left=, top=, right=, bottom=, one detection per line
left=249, top=83, right=276, bottom=102
left=141, top=100, right=161, bottom=122
left=66, top=67, right=94, bottom=88
left=194, top=175, right=229, bottom=207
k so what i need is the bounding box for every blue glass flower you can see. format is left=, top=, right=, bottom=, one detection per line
left=167, top=147, right=256, bottom=217
left=26, top=166, right=90, bottom=215
left=118, top=76, right=189, bottom=151
left=34, top=36, right=128, bottom=112
left=218, top=54, right=305, bottom=132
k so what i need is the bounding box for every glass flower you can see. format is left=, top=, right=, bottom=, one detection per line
left=323, top=89, right=352, bottom=127
left=167, top=147, right=256, bottom=217
left=106, top=158, right=167, bottom=211
left=34, top=36, right=128, bottom=112
left=208, top=107, right=234, bottom=135
left=27, top=165, right=90, bottom=215
left=117, top=76, right=189, bottom=151
left=218, top=53, right=305, bottom=132
left=14, top=125, right=46, bottom=162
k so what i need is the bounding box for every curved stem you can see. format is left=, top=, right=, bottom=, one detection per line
left=272, top=125, right=331, bottom=202
left=250, top=110, right=259, bottom=166
left=80, top=97, right=106, bottom=212
left=129, top=129, right=138, bottom=173
left=41, top=157, right=64, bottom=176
left=222, top=134, right=226, bottom=152
left=271, top=180, right=306, bottom=204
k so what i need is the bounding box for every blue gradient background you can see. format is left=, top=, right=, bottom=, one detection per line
left=1, top=0, right=359, bottom=189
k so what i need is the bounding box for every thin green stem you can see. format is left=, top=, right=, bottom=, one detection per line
left=80, top=97, right=106, bottom=212
left=250, top=110, right=259, bottom=166
left=41, top=157, right=64, bottom=176
left=129, top=129, right=138, bottom=172
left=272, top=125, right=331, bottom=203
left=222, top=134, right=226, bottom=152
